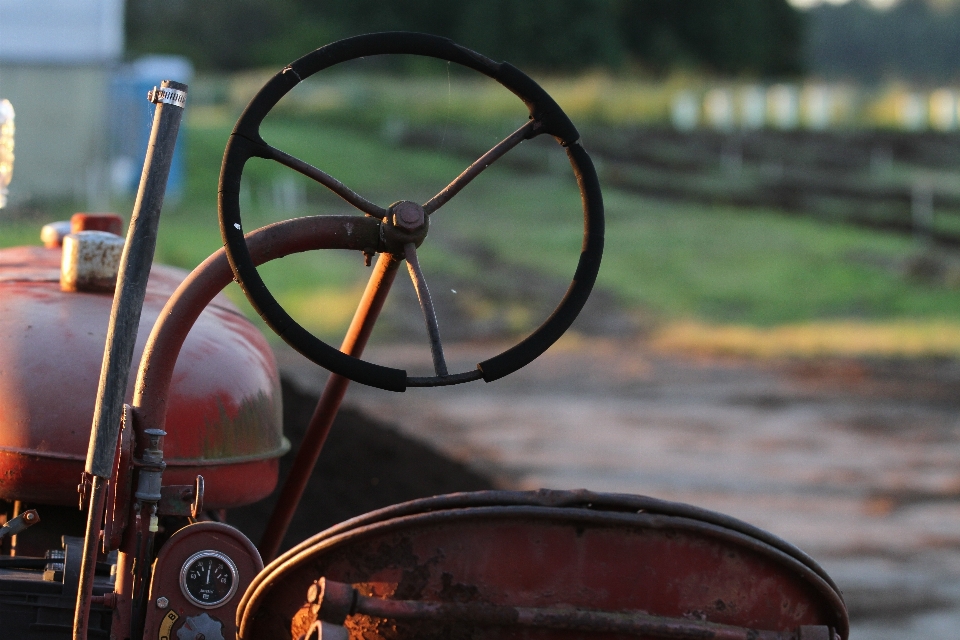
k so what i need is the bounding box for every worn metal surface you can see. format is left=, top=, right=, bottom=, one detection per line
left=0, top=244, right=284, bottom=507
left=309, top=578, right=831, bottom=639
left=237, top=490, right=848, bottom=640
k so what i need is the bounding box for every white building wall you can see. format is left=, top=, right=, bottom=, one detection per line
left=0, top=0, right=123, bottom=204
left=0, top=0, right=124, bottom=63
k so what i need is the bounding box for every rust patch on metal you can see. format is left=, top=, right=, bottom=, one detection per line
left=290, top=603, right=316, bottom=640
left=245, top=491, right=848, bottom=639
left=342, top=535, right=442, bottom=602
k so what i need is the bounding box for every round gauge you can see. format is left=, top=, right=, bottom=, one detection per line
left=179, top=550, right=239, bottom=609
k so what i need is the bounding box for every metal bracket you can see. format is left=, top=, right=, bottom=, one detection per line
left=157, top=476, right=204, bottom=518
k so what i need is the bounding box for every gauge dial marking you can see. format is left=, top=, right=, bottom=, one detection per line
left=179, top=550, right=239, bottom=609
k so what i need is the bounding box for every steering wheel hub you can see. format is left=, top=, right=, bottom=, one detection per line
left=382, top=200, right=429, bottom=255
left=391, top=200, right=425, bottom=232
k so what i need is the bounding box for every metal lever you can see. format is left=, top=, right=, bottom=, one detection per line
left=0, top=509, right=39, bottom=540
left=404, top=242, right=448, bottom=376
left=74, top=78, right=187, bottom=640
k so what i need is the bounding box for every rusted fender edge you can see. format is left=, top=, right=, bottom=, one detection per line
left=308, top=578, right=834, bottom=640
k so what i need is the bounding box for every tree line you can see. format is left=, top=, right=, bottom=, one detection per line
left=126, top=0, right=804, bottom=76
left=805, top=0, right=960, bottom=84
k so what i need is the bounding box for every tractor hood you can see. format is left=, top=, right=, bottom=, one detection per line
left=0, top=243, right=287, bottom=508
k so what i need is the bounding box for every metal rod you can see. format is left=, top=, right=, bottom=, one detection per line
left=423, top=119, right=536, bottom=214
left=357, top=596, right=802, bottom=639
left=109, top=535, right=134, bottom=639
left=72, top=477, right=108, bottom=640
left=258, top=252, right=402, bottom=562
left=84, top=79, right=187, bottom=478
left=404, top=242, right=448, bottom=376
left=267, top=145, right=387, bottom=219
left=74, top=79, right=186, bottom=640
left=322, top=580, right=811, bottom=640
left=0, top=509, right=39, bottom=540
left=130, top=503, right=158, bottom=640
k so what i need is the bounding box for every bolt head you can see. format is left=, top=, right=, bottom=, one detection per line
left=391, top=201, right=425, bottom=232
left=156, top=596, right=169, bottom=609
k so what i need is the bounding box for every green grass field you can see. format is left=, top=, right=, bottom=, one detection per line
left=4, top=77, right=960, bottom=356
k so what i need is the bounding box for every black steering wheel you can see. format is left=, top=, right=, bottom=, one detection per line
left=219, top=32, right=603, bottom=392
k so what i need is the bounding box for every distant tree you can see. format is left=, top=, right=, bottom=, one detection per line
left=125, top=0, right=804, bottom=76
left=616, top=0, right=804, bottom=76
left=126, top=0, right=315, bottom=69
left=444, top=0, right=625, bottom=71
left=805, top=0, right=960, bottom=83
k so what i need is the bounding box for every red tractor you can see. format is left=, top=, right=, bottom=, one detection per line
left=0, top=33, right=848, bottom=640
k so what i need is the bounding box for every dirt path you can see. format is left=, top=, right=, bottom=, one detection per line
left=277, top=338, right=960, bottom=640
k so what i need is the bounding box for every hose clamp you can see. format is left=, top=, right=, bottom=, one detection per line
left=147, top=85, right=187, bottom=108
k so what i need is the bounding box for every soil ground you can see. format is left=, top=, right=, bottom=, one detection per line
left=227, top=382, right=494, bottom=551
left=255, top=339, right=960, bottom=640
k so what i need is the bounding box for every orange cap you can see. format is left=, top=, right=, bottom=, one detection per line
left=70, top=213, right=123, bottom=236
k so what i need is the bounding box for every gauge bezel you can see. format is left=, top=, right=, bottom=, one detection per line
left=179, top=549, right=240, bottom=609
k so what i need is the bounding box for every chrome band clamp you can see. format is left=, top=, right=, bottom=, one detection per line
left=147, top=85, right=187, bottom=108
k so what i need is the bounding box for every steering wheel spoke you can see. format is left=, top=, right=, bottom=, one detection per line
left=265, top=144, right=388, bottom=219
left=404, top=243, right=448, bottom=377
left=423, top=119, right=539, bottom=215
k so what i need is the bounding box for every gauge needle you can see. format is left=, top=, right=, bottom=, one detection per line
left=206, top=561, right=211, bottom=584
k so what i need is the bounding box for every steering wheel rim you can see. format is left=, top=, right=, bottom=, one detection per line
left=219, top=31, right=604, bottom=392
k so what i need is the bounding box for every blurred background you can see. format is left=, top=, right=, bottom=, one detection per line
left=3, top=0, right=960, bottom=348
left=4, top=1, right=960, bottom=638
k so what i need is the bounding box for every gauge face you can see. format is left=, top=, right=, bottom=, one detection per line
left=179, top=550, right=239, bottom=609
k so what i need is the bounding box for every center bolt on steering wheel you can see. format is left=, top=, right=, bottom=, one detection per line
left=219, top=32, right=604, bottom=392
